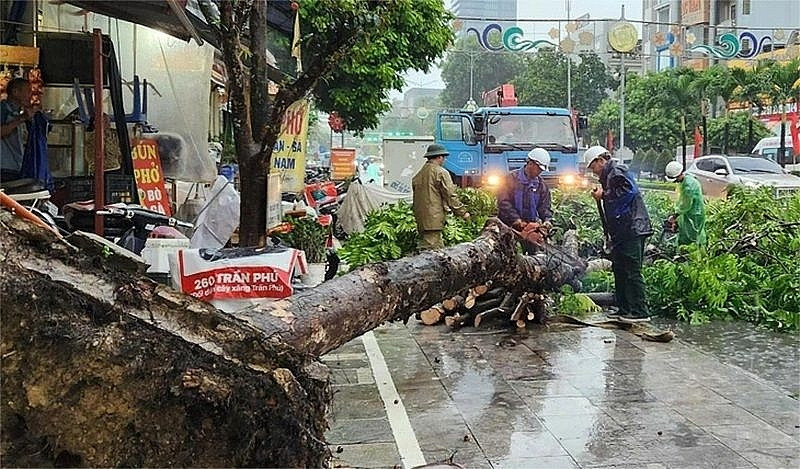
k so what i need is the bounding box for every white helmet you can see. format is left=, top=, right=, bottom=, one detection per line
left=584, top=145, right=611, bottom=168
left=527, top=148, right=550, bottom=170
left=665, top=161, right=683, bottom=181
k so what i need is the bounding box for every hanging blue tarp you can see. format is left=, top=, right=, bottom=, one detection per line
left=21, top=112, right=53, bottom=192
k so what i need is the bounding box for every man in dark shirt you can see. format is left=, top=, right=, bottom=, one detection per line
left=586, top=145, right=653, bottom=323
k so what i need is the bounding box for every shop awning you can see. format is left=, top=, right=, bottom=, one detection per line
left=65, top=0, right=295, bottom=48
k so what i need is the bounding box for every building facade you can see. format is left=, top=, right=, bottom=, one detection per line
left=642, top=0, right=800, bottom=72
left=451, top=0, right=518, bottom=30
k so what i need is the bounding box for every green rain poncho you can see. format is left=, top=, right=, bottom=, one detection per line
left=675, top=173, right=707, bottom=246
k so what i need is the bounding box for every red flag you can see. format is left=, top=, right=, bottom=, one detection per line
left=789, top=112, right=800, bottom=159
left=693, top=126, right=703, bottom=158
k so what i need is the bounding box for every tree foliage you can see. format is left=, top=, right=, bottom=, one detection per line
left=707, top=112, right=771, bottom=154
left=338, top=188, right=496, bottom=269
left=513, top=50, right=614, bottom=114
left=645, top=188, right=800, bottom=332
left=439, top=35, right=525, bottom=109
left=590, top=69, right=701, bottom=152
left=204, top=0, right=454, bottom=245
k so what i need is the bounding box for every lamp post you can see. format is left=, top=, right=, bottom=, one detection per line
left=566, top=0, right=572, bottom=111
left=619, top=60, right=626, bottom=151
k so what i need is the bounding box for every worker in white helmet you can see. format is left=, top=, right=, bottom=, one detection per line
left=587, top=145, right=653, bottom=323
left=665, top=161, right=706, bottom=246
left=498, top=148, right=553, bottom=251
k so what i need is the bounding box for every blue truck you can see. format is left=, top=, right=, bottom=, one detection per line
left=435, top=84, right=587, bottom=188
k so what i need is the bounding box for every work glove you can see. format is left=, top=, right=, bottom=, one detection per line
left=512, top=219, right=527, bottom=231
left=521, top=222, right=545, bottom=245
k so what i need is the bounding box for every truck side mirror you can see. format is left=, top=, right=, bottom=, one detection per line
left=578, top=116, right=588, bottom=130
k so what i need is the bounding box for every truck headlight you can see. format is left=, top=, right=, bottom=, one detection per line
left=486, top=174, right=502, bottom=187
left=561, top=173, right=577, bottom=186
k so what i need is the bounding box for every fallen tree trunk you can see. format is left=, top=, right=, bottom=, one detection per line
left=0, top=214, right=587, bottom=467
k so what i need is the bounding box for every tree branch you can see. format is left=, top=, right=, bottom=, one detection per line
left=258, top=25, right=364, bottom=157
left=218, top=0, right=253, bottom=148
left=249, top=0, right=270, bottom=142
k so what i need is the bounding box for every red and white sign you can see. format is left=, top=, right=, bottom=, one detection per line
left=330, top=148, right=356, bottom=180
left=131, top=139, right=171, bottom=215
left=175, top=248, right=308, bottom=310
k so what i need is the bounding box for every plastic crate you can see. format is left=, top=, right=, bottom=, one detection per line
left=58, top=174, right=137, bottom=204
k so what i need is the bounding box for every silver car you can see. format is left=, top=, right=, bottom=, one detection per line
left=686, top=155, right=800, bottom=198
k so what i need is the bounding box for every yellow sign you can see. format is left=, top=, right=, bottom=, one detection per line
left=271, top=99, right=309, bottom=193
left=0, top=45, right=39, bottom=67
left=608, top=21, right=638, bottom=53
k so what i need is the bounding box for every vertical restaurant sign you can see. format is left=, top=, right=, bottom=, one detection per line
left=131, top=139, right=171, bottom=215
left=271, top=99, right=309, bottom=193
left=330, top=148, right=356, bottom=180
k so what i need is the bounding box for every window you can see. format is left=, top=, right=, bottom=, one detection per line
left=743, top=0, right=751, bottom=15
left=439, top=115, right=475, bottom=143
left=695, top=158, right=717, bottom=172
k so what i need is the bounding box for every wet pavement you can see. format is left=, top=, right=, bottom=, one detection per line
left=324, top=317, right=800, bottom=469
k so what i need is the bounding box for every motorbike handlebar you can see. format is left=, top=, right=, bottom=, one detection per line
left=96, top=206, right=193, bottom=229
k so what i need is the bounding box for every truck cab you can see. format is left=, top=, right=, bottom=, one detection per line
left=435, top=84, right=586, bottom=188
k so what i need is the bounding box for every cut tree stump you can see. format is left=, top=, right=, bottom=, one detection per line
left=420, top=304, right=445, bottom=325
left=0, top=213, right=587, bottom=467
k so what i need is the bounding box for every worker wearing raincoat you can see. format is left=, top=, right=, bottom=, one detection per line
left=665, top=161, right=706, bottom=246
left=412, top=144, right=470, bottom=250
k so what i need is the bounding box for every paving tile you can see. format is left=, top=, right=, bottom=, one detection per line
left=602, top=402, right=694, bottom=428
left=738, top=447, right=800, bottom=469
left=671, top=403, right=769, bottom=427
left=656, top=443, right=756, bottom=468
left=330, top=385, right=387, bottom=420
left=726, top=392, right=799, bottom=415
left=507, top=378, right=584, bottom=398
left=559, top=436, right=665, bottom=467
left=328, top=442, right=400, bottom=468
left=491, top=455, right=579, bottom=469
left=539, top=413, right=624, bottom=442
left=422, top=447, right=491, bottom=468
left=330, top=368, right=365, bottom=386
left=747, top=409, right=800, bottom=440
left=326, top=417, right=394, bottom=445
left=706, top=423, right=800, bottom=452
left=584, top=464, right=668, bottom=469
left=646, top=384, right=731, bottom=406
left=473, top=429, right=569, bottom=459
left=523, top=396, right=602, bottom=416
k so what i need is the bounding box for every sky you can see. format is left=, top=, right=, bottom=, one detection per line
left=396, top=0, right=644, bottom=99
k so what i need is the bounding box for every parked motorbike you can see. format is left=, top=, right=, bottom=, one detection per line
left=95, top=205, right=192, bottom=256
left=0, top=178, right=62, bottom=233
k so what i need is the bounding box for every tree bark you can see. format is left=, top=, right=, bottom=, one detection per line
left=0, top=215, right=587, bottom=466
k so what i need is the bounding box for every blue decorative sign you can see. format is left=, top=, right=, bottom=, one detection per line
left=466, top=23, right=557, bottom=52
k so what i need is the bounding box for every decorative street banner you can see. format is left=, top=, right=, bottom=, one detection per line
left=330, top=148, right=356, bottom=180
left=271, top=99, right=309, bottom=193
left=131, top=139, right=171, bottom=215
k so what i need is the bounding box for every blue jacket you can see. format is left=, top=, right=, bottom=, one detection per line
left=600, top=160, right=652, bottom=246
left=498, top=169, right=552, bottom=226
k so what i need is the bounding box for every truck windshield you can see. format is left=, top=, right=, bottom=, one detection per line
left=486, top=114, right=576, bottom=148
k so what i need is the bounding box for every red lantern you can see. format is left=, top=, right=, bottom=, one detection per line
left=328, top=112, right=345, bottom=133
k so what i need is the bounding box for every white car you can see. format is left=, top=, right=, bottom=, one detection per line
left=686, top=155, right=800, bottom=198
